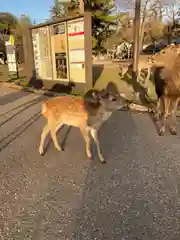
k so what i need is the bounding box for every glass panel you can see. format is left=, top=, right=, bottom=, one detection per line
left=50, top=22, right=68, bottom=80
left=32, top=26, right=53, bottom=80
left=38, top=27, right=52, bottom=79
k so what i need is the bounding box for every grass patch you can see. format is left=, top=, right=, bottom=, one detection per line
left=93, top=63, right=158, bottom=101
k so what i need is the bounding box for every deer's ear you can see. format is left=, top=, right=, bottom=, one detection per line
left=100, top=88, right=108, bottom=97
left=92, top=91, right=100, bottom=100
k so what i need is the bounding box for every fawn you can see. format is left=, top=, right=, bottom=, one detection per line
left=39, top=84, right=128, bottom=163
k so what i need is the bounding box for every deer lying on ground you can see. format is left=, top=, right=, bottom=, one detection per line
left=39, top=84, right=128, bottom=163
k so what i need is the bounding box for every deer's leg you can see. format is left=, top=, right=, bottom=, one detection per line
left=137, top=68, right=141, bottom=83
left=144, top=67, right=151, bottom=87
left=154, top=98, right=162, bottom=121
left=169, top=98, right=180, bottom=135
left=89, top=128, right=106, bottom=164
left=39, top=124, right=50, bottom=156
left=49, top=122, right=63, bottom=152
left=121, top=66, right=127, bottom=76
left=138, top=67, right=145, bottom=84
left=159, top=97, right=171, bottom=136
left=80, top=127, right=92, bottom=159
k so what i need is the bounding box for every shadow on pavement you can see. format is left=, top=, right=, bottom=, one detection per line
left=69, top=110, right=180, bottom=239
left=0, top=111, right=41, bottom=153
left=42, top=125, right=72, bottom=155
left=0, top=95, right=47, bottom=117
left=0, top=95, right=47, bottom=128
left=69, top=110, right=145, bottom=239
left=0, top=90, right=31, bottom=106
left=92, top=64, right=104, bottom=86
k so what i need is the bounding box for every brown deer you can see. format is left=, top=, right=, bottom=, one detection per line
left=121, top=44, right=179, bottom=84
left=39, top=84, right=128, bottom=163
left=120, top=56, right=155, bottom=86
left=150, top=46, right=180, bottom=135
left=137, top=44, right=179, bottom=86
left=149, top=44, right=180, bottom=121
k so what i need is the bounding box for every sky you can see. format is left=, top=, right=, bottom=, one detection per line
left=1, top=0, right=122, bottom=24
left=0, top=0, right=127, bottom=24
left=1, top=0, right=177, bottom=24
left=1, top=0, right=54, bottom=23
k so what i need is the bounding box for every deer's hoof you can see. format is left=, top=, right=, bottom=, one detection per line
left=39, top=151, right=44, bottom=156
left=101, top=160, right=107, bottom=164
left=158, top=129, right=165, bottom=136
left=86, top=150, right=92, bottom=159
left=170, top=128, right=178, bottom=135
left=154, top=114, right=160, bottom=121
left=56, top=146, right=62, bottom=152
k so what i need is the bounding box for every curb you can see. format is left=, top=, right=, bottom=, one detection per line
left=0, top=81, right=154, bottom=114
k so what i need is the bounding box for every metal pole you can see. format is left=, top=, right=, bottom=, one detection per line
left=132, top=0, right=141, bottom=99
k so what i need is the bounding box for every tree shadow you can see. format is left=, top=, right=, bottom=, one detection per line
left=0, top=96, right=46, bottom=117
left=92, top=64, right=104, bottom=86
left=0, top=111, right=41, bottom=153
left=120, top=64, right=153, bottom=108
left=68, top=110, right=158, bottom=239
left=0, top=95, right=46, bottom=127
left=0, top=90, right=31, bottom=106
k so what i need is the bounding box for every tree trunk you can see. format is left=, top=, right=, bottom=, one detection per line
left=139, top=19, right=145, bottom=54
left=139, top=2, right=147, bottom=54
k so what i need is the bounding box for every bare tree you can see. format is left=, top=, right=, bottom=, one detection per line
left=139, top=0, right=164, bottom=52
left=162, top=0, right=180, bottom=26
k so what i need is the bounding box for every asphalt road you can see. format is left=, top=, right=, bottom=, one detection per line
left=1, top=86, right=180, bottom=240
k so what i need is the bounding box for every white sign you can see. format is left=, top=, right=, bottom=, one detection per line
left=68, top=20, right=84, bottom=35
left=70, top=63, right=83, bottom=69
left=7, top=54, right=16, bottom=63
left=5, top=42, right=18, bottom=74
left=8, top=63, right=17, bottom=72
left=32, top=31, right=41, bottom=77
left=68, top=34, right=84, bottom=42
left=69, top=49, right=85, bottom=63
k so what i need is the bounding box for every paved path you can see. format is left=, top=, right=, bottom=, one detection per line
left=0, top=86, right=180, bottom=240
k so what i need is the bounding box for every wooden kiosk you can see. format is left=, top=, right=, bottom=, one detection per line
left=23, top=13, right=92, bottom=95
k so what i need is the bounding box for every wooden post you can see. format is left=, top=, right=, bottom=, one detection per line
left=22, top=25, right=35, bottom=82
left=84, top=12, right=92, bottom=92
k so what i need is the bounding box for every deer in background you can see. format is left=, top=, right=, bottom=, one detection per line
left=119, top=56, right=155, bottom=86
left=149, top=44, right=180, bottom=120
left=149, top=45, right=180, bottom=135
left=39, top=83, right=128, bottom=163
left=120, top=43, right=180, bottom=88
